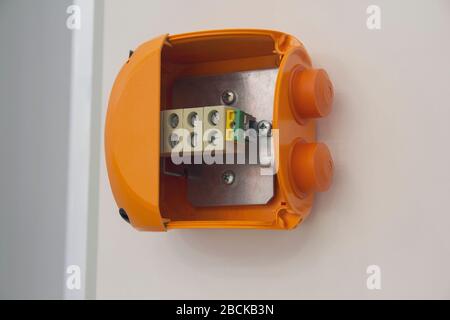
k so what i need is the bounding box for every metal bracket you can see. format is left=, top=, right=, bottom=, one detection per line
left=171, top=69, right=277, bottom=207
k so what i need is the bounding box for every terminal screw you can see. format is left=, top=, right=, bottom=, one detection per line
left=209, top=110, right=220, bottom=126
left=169, top=113, right=179, bottom=128
left=188, top=112, right=201, bottom=127
left=169, top=133, right=180, bottom=148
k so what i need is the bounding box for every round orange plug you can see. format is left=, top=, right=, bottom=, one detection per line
left=291, top=142, right=334, bottom=193
left=292, top=68, right=334, bottom=119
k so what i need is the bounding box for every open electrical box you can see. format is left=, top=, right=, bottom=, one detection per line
left=105, top=29, right=334, bottom=231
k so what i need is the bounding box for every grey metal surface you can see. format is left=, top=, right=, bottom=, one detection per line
left=172, top=69, right=278, bottom=207
left=172, top=69, right=277, bottom=122
left=186, top=164, right=274, bottom=207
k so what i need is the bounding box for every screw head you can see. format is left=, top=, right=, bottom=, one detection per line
left=169, top=133, right=180, bottom=148
left=188, top=112, right=200, bottom=127
left=190, top=132, right=198, bottom=148
left=222, top=170, right=235, bottom=185
left=208, top=130, right=219, bottom=146
left=221, top=90, right=236, bottom=105
left=209, top=110, right=220, bottom=126
left=257, top=120, right=272, bottom=136
left=169, top=113, right=179, bottom=128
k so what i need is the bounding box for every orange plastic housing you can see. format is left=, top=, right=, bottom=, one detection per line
left=105, top=29, right=334, bottom=231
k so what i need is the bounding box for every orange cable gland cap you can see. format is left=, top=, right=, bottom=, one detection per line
left=292, top=68, right=334, bottom=119
left=291, top=142, right=334, bottom=193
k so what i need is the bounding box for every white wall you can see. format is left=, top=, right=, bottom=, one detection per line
left=97, top=0, right=450, bottom=299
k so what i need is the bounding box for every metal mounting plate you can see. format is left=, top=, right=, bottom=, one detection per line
left=172, top=69, right=277, bottom=207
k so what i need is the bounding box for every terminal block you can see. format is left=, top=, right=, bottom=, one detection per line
left=161, top=105, right=256, bottom=157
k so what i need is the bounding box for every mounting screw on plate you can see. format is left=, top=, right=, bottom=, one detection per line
left=257, top=120, right=272, bottom=136
left=221, top=90, right=236, bottom=105
left=222, top=170, right=235, bottom=185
